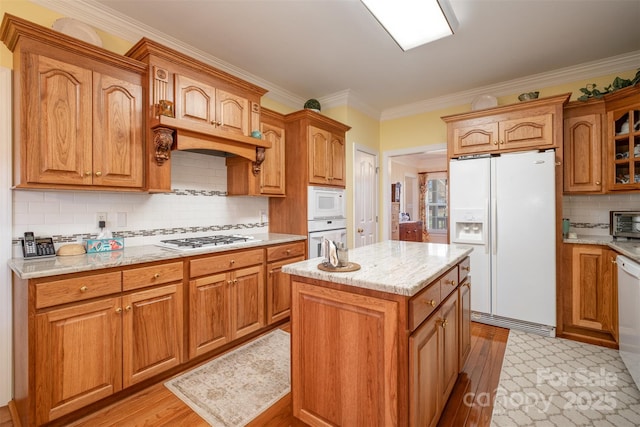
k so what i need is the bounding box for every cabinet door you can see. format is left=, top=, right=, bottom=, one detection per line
left=93, top=72, right=144, bottom=188
left=267, top=255, right=304, bottom=324
left=499, top=114, right=553, bottom=151
left=216, top=88, right=250, bottom=136
left=440, top=291, right=459, bottom=404
left=607, top=100, right=640, bottom=191
left=230, top=265, right=265, bottom=340
left=189, top=273, right=230, bottom=358
left=563, top=114, right=603, bottom=193
left=308, top=125, right=331, bottom=185
left=35, top=298, right=122, bottom=424
left=174, top=74, right=216, bottom=125
left=409, top=313, right=440, bottom=427
left=451, top=121, right=499, bottom=156
left=260, top=121, right=286, bottom=195
left=328, top=133, right=346, bottom=186
left=570, top=245, right=615, bottom=334
left=24, top=53, right=93, bottom=186
left=122, top=284, right=183, bottom=387
left=458, top=280, right=471, bottom=371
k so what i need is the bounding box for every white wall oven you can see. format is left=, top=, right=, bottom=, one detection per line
left=308, top=219, right=347, bottom=258
left=308, top=186, right=346, bottom=220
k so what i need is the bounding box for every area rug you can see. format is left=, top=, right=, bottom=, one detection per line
left=165, top=329, right=290, bottom=427
left=491, top=329, right=640, bottom=426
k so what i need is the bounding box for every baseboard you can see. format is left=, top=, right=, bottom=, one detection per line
left=471, top=311, right=556, bottom=337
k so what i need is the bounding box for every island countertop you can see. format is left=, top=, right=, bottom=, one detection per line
left=282, top=240, right=473, bottom=297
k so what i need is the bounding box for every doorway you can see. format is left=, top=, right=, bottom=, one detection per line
left=382, top=144, right=447, bottom=241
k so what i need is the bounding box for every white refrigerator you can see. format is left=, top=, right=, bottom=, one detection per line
left=449, top=150, right=556, bottom=329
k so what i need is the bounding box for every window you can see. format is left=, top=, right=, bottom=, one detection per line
left=426, top=174, right=447, bottom=233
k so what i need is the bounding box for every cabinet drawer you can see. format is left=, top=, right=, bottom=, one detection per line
left=459, top=257, right=470, bottom=283
left=35, top=271, right=122, bottom=309
left=409, top=282, right=441, bottom=331
left=267, top=242, right=306, bottom=262
left=123, top=261, right=184, bottom=291
left=440, top=267, right=459, bottom=300
left=190, top=248, right=264, bottom=277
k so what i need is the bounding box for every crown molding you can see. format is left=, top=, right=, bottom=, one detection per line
left=27, top=1, right=640, bottom=121
left=381, top=50, right=640, bottom=121
left=30, top=0, right=304, bottom=111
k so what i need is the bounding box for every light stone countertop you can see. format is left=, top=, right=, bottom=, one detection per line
left=563, top=234, right=640, bottom=263
left=282, top=240, right=473, bottom=297
left=8, top=233, right=306, bottom=280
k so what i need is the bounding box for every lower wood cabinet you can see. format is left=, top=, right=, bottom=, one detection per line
left=560, top=244, right=618, bottom=347
left=266, top=241, right=306, bottom=324
left=25, top=265, right=183, bottom=426
left=188, top=251, right=265, bottom=359
left=400, top=221, right=423, bottom=242
left=290, top=256, right=471, bottom=427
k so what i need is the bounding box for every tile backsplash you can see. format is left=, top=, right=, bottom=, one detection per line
left=12, top=151, right=269, bottom=253
left=562, top=193, right=640, bottom=236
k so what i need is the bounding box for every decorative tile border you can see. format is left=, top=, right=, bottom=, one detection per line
left=571, top=222, right=609, bottom=230
left=164, top=189, right=227, bottom=197
left=12, top=222, right=266, bottom=245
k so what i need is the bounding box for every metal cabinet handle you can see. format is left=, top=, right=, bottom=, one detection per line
left=154, top=273, right=160, bottom=279
left=424, top=299, right=436, bottom=307
left=461, top=266, right=470, bottom=272
left=125, top=305, right=132, bottom=311
left=80, top=286, right=88, bottom=292
left=115, top=307, right=123, bottom=314
left=95, top=171, right=102, bottom=177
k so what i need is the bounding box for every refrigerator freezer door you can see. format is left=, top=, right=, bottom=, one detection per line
left=449, top=158, right=491, bottom=314
left=492, top=151, right=556, bottom=326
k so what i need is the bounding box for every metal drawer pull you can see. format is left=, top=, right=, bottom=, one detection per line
left=461, top=266, right=470, bottom=272
left=154, top=273, right=160, bottom=279
left=115, top=307, right=123, bottom=313
left=424, top=299, right=436, bottom=307
left=125, top=305, right=132, bottom=311
left=80, top=286, right=88, bottom=292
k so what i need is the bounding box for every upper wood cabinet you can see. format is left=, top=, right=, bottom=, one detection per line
left=442, top=93, right=570, bottom=158
left=308, top=125, right=346, bottom=186
left=125, top=38, right=269, bottom=192
left=226, top=108, right=286, bottom=196
left=603, top=85, right=640, bottom=192
left=1, top=14, right=146, bottom=191
left=563, top=99, right=605, bottom=193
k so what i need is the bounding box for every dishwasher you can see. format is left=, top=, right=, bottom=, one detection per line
left=616, top=255, right=640, bottom=389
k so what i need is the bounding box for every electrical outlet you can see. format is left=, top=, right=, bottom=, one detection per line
left=259, top=209, right=267, bottom=226
left=96, top=212, right=107, bottom=225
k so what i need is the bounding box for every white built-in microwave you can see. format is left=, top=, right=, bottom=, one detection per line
left=308, top=186, right=346, bottom=220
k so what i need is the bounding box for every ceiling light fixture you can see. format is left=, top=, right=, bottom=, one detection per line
left=361, top=0, right=458, bottom=51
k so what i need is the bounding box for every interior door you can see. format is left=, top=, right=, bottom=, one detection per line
left=354, top=146, right=378, bottom=247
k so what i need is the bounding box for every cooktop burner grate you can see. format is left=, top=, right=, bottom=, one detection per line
left=157, top=234, right=257, bottom=250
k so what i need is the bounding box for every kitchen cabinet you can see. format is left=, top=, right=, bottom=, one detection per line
left=559, top=244, right=618, bottom=348
left=188, top=249, right=265, bottom=358
left=563, top=99, right=605, bottom=193
left=391, top=202, right=400, bottom=240
left=289, top=256, right=470, bottom=427
left=458, top=278, right=471, bottom=371
left=226, top=108, right=286, bottom=196
left=1, top=15, right=146, bottom=191
left=400, top=221, right=423, bottom=242
left=604, top=85, right=640, bottom=191
left=269, top=110, right=350, bottom=237
left=410, top=290, right=459, bottom=427
left=442, top=93, right=569, bottom=158
left=266, top=242, right=306, bottom=324
left=125, top=38, right=269, bottom=192
left=19, top=262, right=183, bottom=426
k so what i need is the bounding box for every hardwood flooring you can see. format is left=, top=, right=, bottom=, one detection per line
left=2, top=322, right=508, bottom=427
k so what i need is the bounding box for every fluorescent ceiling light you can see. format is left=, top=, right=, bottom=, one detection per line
left=361, top=0, right=458, bottom=51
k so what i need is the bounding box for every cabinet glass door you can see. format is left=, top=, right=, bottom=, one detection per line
left=613, top=109, right=640, bottom=186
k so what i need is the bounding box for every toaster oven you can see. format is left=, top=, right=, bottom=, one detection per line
left=610, top=211, right=640, bottom=239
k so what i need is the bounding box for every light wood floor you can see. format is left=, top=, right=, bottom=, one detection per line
left=2, top=322, right=509, bottom=427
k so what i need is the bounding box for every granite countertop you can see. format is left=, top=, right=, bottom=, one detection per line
left=8, top=233, right=307, bottom=280
left=282, top=240, right=473, bottom=297
left=563, top=234, right=640, bottom=263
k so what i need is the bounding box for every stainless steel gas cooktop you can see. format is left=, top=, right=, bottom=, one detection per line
left=156, top=235, right=259, bottom=251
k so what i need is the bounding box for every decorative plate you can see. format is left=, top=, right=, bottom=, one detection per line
left=52, top=18, right=103, bottom=47
left=471, top=94, right=498, bottom=111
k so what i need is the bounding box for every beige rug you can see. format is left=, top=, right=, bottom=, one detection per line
left=491, top=330, right=640, bottom=426
left=165, top=329, right=290, bottom=427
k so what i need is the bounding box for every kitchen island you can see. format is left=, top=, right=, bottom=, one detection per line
left=282, top=240, right=473, bottom=427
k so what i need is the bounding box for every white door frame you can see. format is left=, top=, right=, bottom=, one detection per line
left=353, top=143, right=379, bottom=246
left=382, top=143, right=447, bottom=240
left=1, top=67, right=13, bottom=405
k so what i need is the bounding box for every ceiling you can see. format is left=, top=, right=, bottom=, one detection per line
left=83, top=0, right=640, bottom=115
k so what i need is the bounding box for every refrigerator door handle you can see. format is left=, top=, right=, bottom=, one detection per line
left=491, top=197, right=497, bottom=255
